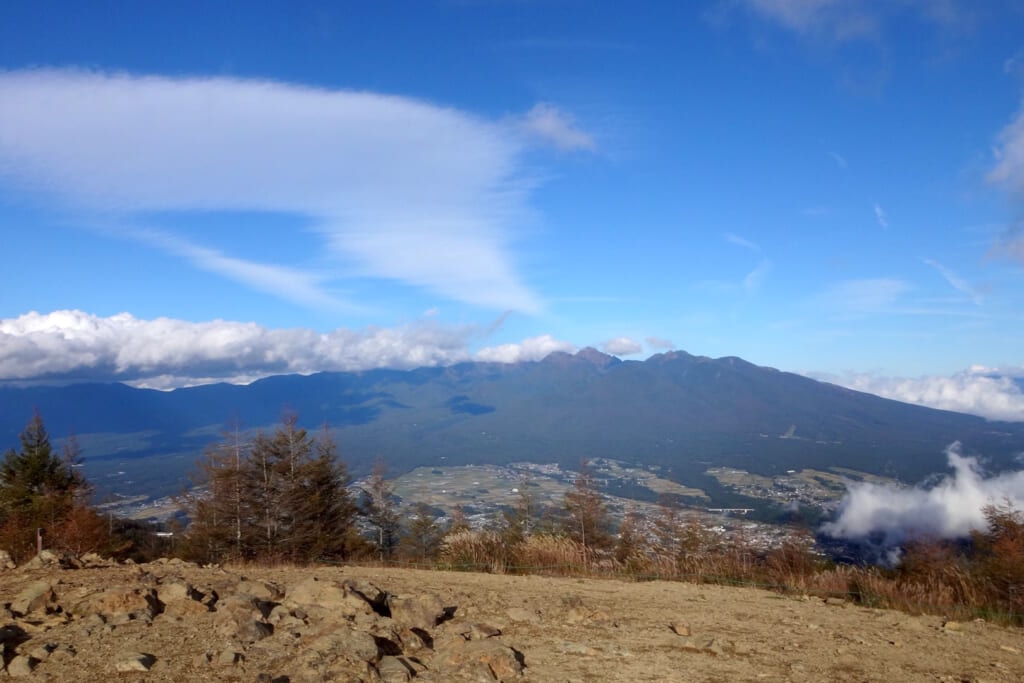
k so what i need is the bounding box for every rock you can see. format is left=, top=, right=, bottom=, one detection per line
left=79, top=552, right=113, bottom=568
left=0, top=549, right=16, bottom=570
left=114, top=652, right=156, bottom=672
left=1000, top=644, right=1020, bottom=654
left=679, top=637, right=727, bottom=656
left=236, top=579, right=284, bottom=602
left=506, top=607, right=540, bottom=625
left=218, top=592, right=273, bottom=619
left=436, top=638, right=524, bottom=680
left=286, top=577, right=375, bottom=618
left=308, top=625, right=381, bottom=664
left=22, top=550, right=80, bottom=570
left=389, top=593, right=446, bottom=631
left=824, top=597, right=847, bottom=607
left=670, top=621, right=691, bottom=637
left=7, top=654, right=38, bottom=677
left=27, top=642, right=57, bottom=661
left=11, top=580, right=59, bottom=617
left=216, top=649, right=244, bottom=667
left=558, top=641, right=600, bottom=656
left=469, top=622, right=502, bottom=640
left=397, top=626, right=431, bottom=652
left=159, top=580, right=210, bottom=616
left=158, top=579, right=200, bottom=603
left=75, top=586, right=161, bottom=624
left=942, top=620, right=962, bottom=632
left=377, top=655, right=416, bottom=682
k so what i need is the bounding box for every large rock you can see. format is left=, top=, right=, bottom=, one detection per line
left=236, top=579, right=284, bottom=602
left=307, top=625, right=381, bottom=664
left=10, top=581, right=59, bottom=617
left=388, top=593, right=446, bottom=631
left=6, top=654, right=38, bottom=677
left=435, top=638, right=525, bottom=681
left=0, top=550, right=16, bottom=570
left=73, top=586, right=161, bottom=624
left=286, top=577, right=376, bottom=618
left=114, top=652, right=156, bottom=672
left=213, top=593, right=275, bottom=642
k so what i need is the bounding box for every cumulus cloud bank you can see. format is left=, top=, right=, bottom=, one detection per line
left=819, top=369, right=1024, bottom=422
left=0, top=310, right=574, bottom=389
left=822, top=442, right=1024, bottom=545
left=0, top=69, right=597, bottom=312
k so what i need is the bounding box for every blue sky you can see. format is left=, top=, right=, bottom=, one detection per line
left=2, top=1, right=1024, bottom=419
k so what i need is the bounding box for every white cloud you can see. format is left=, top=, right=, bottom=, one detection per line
left=0, top=310, right=573, bottom=387
left=130, top=227, right=353, bottom=311
left=828, top=151, right=847, bottom=168
left=0, top=69, right=544, bottom=312
left=743, top=258, right=772, bottom=291
left=740, top=0, right=970, bottom=42
left=815, top=368, right=1024, bottom=422
left=822, top=442, right=1024, bottom=545
left=872, top=202, right=889, bottom=229
left=989, top=101, right=1024, bottom=197
left=645, top=336, right=675, bottom=350
left=742, top=0, right=878, bottom=41
left=517, top=103, right=596, bottom=152
left=725, top=232, right=760, bottom=251
left=475, top=334, right=576, bottom=364
left=923, top=258, right=983, bottom=306
left=816, top=278, right=909, bottom=314
left=600, top=337, right=643, bottom=356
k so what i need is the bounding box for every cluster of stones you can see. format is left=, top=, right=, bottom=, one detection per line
left=0, top=551, right=526, bottom=682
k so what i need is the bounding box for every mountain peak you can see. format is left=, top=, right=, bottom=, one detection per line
left=574, top=347, right=621, bottom=368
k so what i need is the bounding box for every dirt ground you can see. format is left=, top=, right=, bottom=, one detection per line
left=2, top=561, right=1023, bottom=682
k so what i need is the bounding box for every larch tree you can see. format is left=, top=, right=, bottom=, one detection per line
left=361, top=460, right=399, bottom=561
left=562, top=460, right=612, bottom=563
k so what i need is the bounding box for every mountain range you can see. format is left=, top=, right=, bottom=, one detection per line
left=2, top=349, right=1023, bottom=507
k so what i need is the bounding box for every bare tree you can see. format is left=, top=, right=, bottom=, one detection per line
left=562, top=460, right=611, bottom=566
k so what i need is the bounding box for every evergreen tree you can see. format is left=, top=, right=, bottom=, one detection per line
left=0, top=413, right=97, bottom=561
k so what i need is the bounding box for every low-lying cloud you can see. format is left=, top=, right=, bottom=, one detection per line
left=822, top=442, right=1024, bottom=545
left=817, top=369, right=1024, bottom=422
left=0, top=310, right=574, bottom=389
left=600, top=336, right=643, bottom=356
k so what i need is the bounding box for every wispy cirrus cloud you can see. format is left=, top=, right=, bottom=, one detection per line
left=873, top=202, right=889, bottom=229
left=987, top=98, right=1024, bottom=268
left=744, top=259, right=772, bottom=292
left=517, top=103, right=597, bottom=153
left=0, top=69, right=594, bottom=313
left=724, top=232, right=761, bottom=251
left=815, top=278, right=910, bottom=314
left=923, top=258, right=983, bottom=306
left=128, top=226, right=356, bottom=312
left=828, top=151, right=848, bottom=169
left=736, top=0, right=972, bottom=42
left=0, top=310, right=575, bottom=388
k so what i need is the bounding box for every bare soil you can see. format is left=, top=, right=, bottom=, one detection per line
left=2, top=561, right=1023, bottom=682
